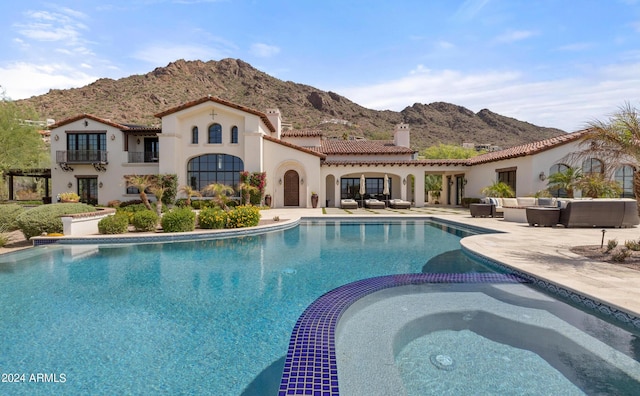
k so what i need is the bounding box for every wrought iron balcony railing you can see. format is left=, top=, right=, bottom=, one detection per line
left=56, top=150, right=108, bottom=163
left=127, top=151, right=159, bottom=163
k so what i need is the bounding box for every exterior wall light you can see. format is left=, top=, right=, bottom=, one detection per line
left=279, top=178, right=282, bottom=185
left=300, top=178, right=304, bottom=185
left=539, top=171, right=546, bottom=181
left=111, top=134, right=116, bottom=140
left=67, top=182, right=73, bottom=188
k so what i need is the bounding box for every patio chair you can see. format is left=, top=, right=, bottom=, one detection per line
left=388, top=199, right=411, bottom=209
left=365, top=199, right=386, bottom=209
left=340, top=199, right=359, bottom=209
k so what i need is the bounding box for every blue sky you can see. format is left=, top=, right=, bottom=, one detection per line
left=0, top=0, right=639, bottom=132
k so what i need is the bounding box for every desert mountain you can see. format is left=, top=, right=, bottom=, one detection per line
left=18, top=58, right=564, bottom=151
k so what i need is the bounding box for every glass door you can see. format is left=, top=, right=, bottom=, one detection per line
left=77, top=178, right=98, bottom=205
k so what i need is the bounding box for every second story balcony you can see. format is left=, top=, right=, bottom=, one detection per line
left=57, top=150, right=108, bottom=164
left=128, top=151, right=159, bottom=163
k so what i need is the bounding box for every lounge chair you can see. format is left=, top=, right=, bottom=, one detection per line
left=389, top=199, right=411, bottom=209
left=364, top=199, right=386, bottom=209
left=340, top=199, right=358, bottom=209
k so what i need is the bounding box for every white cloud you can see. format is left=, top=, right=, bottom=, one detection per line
left=15, top=9, right=88, bottom=45
left=453, top=0, right=491, bottom=21
left=495, top=30, right=538, bottom=43
left=336, top=63, right=640, bottom=132
left=250, top=43, right=281, bottom=58
left=0, top=62, right=98, bottom=99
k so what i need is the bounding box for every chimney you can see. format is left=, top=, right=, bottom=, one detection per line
left=266, top=108, right=282, bottom=138
left=393, top=123, right=410, bottom=148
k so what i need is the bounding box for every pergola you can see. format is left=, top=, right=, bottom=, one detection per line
left=4, top=168, right=52, bottom=202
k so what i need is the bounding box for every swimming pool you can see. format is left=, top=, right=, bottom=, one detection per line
left=1, top=219, right=639, bottom=395
left=0, top=219, right=474, bottom=395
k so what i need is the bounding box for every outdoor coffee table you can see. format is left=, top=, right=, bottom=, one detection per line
left=526, top=207, right=561, bottom=227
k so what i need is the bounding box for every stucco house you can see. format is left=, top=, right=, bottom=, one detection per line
left=48, top=96, right=636, bottom=207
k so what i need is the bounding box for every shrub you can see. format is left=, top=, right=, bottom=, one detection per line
left=119, top=199, right=143, bottom=208
left=98, top=214, right=129, bottom=234
left=0, top=204, right=26, bottom=231
left=606, top=239, right=618, bottom=253
left=226, top=205, right=261, bottom=229
left=161, top=207, right=195, bottom=233
left=132, top=210, right=159, bottom=232
left=624, top=239, right=640, bottom=251
left=611, top=247, right=631, bottom=263
left=117, top=203, right=154, bottom=224
left=16, top=203, right=96, bottom=239
left=198, top=207, right=228, bottom=229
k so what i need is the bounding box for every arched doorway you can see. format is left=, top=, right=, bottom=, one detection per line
left=284, top=170, right=300, bottom=206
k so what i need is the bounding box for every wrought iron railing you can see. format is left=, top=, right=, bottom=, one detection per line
left=127, top=151, right=159, bottom=163
left=56, top=150, right=108, bottom=163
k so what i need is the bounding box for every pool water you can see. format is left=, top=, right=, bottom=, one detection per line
left=0, top=220, right=470, bottom=395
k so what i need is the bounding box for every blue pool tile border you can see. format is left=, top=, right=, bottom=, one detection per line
left=278, top=273, right=528, bottom=396
left=461, top=246, right=640, bottom=330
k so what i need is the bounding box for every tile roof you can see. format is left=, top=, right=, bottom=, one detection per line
left=281, top=129, right=324, bottom=137
left=263, top=135, right=327, bottom=159
left=318, top=140, right=416, bottom=155
left=154, top=95, right=276, bottom=132
left=323, top=159, right=469, bottom=167
left=467, top=130, right=588, bottom=165
left=48, top=114, right=131, bottom=130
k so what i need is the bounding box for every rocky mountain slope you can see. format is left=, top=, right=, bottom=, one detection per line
left=18, top=58, right=565, bottom=151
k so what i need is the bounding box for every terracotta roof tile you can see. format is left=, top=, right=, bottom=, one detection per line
left=154, top=96, right=276, bottom=132
left=48, top=114, right=130, bottom=130
left=318, top=140, right=416, bottom=155
left=281, top=129, right=323, bottom=137
left=468, top=130, right=588, bottom=165
left=323, top=159, right=469, bottom=166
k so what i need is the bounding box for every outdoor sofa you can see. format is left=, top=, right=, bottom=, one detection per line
left=388, top=199, right=411, bottom=209
left=472, top=197, right=557, bottom=219
left=558, top=199, right=639, bottom=228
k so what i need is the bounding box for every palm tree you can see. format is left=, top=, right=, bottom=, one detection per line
left=480, top=181, right=514, bottom=198
left=237, top=181, right=260, bottom=205
left=149, top=185, right=167, bottom=217
left=546, top=167, right=582, bottom=198
left=202, top=183, right=234, bottom=211
left=575, top=174, right=622, bottom=198
left=125, top=174, right=154, bottom=210
left=578, top=102, right=640, bottom=201
left=178, top=185, right=202, bottom=207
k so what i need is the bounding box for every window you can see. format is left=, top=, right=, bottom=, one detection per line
left=615, top=165, right=635, bottom=198
left=496, top=168, right=516, bottom=195
left=549, top=163, right=570, bottom=197
left=192, top=126, right=198, bottom=144
left=582, top=158, right=604, bottom=175
left=340, top=177, right=389, bottom=199
left=208, top=123, right=222, bottom=144
left=66, top=133, right=107, bottom=162
left=187, top=154, right=244, bottom=192
left=231, top=126, right=238, bottom=144
left=77, top=177, right=98, bottom=205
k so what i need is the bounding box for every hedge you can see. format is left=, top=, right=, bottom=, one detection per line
left=16, top=203, right=96, bottom=239
left=226, top=205, right=261, bottom=229
left=0, top=204, right=26, bottom=231
left=98, top=214, right=129, bottom=234
left=132, top=210, right=159, bottom=232
left=161, top=207, right=195, bottom=233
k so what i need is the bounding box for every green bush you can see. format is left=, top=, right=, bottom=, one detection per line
left=132, top=210, right=159, bottom=232
left=198, top=207, right=228, bottom=229
left=98, top=214, right=129, bottom=234
left=117, top=203, right=154, bottom=224
left=226, top=205, right=261, bottom=229
left=0, top=204, right=26, bottom=231
left=161, top=207, right=195, bottom=233
left=16, top=203, right=96, bottom=239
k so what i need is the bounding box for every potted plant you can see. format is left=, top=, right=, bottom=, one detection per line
left=311, top=192, right=319, bottom=208
left=264, top=194, right=272, bottom=207
left=59, top=191, right=80, bottom=203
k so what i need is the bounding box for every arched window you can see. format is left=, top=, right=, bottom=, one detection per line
left=191, top=126, right=198, bottom=144
left=615, top=165, right=635, bottom=198
left=582, top=158, right=604, bottom=175
left=231, top=126, right=238, bottom=144
left=187, top=154, right=244, bottom=192
left=549, top=163, right=570, bottom=198
left=208, top=123, right=222, bottom=144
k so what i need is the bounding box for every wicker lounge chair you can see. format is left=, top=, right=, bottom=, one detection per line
left=389, top=199, right=411, bottom=209
left=364, top=199, right=386, bottom=209
left=340, top=199, right=358, bottom=209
